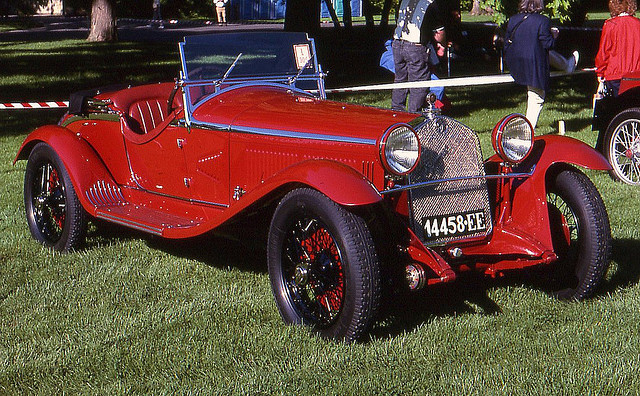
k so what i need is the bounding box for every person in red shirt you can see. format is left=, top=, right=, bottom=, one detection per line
left=595, top=0, right=640, bottom=96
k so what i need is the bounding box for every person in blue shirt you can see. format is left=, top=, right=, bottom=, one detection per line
left=380, top=39, right=447, bottom=109
left=391, top=0, right=456, bottom=112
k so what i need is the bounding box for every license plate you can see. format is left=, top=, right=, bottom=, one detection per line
left=421, top=210, right=487, bottom=241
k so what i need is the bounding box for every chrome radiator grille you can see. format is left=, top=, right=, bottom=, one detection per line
left=408, top=116, right=493, bottom=246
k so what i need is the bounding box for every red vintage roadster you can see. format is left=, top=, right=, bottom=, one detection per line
left=16, top=32, right=612, bottom=342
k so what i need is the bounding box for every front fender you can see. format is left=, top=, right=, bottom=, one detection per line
left=15, top=125, right=117, bottom=216
left=485, top=135, right=610, bottom=253
left=205, top=159, right=382, bottom=232
left=247, top=159, right=382, bottom=207
left=527, top=134, right=611, bottom=172
left=487, top=134, right=611, bottom=174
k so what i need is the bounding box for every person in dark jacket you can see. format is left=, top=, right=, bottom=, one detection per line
left=504, top=0, right=556, bottom=128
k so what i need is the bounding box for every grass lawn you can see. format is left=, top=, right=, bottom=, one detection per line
left=2, top=39, right=640, bottom=394
left=0, top=19, right=43, bottom=32
left=461, top=11, right=612, bottom=25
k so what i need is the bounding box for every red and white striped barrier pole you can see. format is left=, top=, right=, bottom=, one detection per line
left=0, top=101, right=69, bottom=110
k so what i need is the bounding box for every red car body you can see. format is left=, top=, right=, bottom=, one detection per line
left=16, top=32, right=612, bottom=341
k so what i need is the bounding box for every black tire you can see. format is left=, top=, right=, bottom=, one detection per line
left=267, top=188, right=381, bottom=342
left=546, top=168, right=611, bottom=300
left=604, top=108, right=640, bottom=185
left=24, top=143, right=87, bottom=251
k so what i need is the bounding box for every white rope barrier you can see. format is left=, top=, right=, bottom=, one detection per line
left=325, top=69, right=594, bottom=94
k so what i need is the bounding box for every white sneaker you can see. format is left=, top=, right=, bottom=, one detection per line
left=567, top=51, right=579, bottom=73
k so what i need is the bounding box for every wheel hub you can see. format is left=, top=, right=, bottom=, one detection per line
left=35, top=195, right=47, bottom=209
left=293, top=262, right=311, bottom=287
left=626, top=141, right=640, bottom=159
left=625, top=148, right=634, bottom=158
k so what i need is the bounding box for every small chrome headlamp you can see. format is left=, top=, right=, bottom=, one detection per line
left=492, top=114, right=534, bottom=164
left=380, top=124, right=420, bottom=175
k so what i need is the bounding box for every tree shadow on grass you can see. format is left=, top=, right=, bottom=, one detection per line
left=85, top=216, right=640, bottom=341
left=146, top=216, right=269, bottom=275
left=2, top=111, right=67, bottom=138
left=369, top=273, right=502, bottom=340
left=368, top=237, right=640, bottom=341
left=600, top=238, right=640, bottom=293
left=1, top=41, right=180, bottom=138
left=84, top=216, right=268, bottom=274
left=0, top=41, right=178, bottom=111
left=563, top=117, right=594, bottom=135
left=447, top=84, right=522, bottom=120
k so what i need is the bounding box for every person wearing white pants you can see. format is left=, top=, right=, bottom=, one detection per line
left=504, top=0, right=579, bottom=129
left=525, top=50, right=578, bottom=128
left=526, top=86, right=545, bottom=128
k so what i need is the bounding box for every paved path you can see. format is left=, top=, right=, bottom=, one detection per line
left=0, top=16, right=285, bottom=42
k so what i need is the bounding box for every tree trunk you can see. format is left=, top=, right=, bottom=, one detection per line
left=322, top=0, right=341, bottom=28
left=379, top=0, right=393, bottom=29
left=362, top=0, right=374, bottom=28
left=470, top=0, right=493, bottom=15
left=342, top=0, right=352, bottom=29
left=87, top=0, right=117, bottom=42
left=284, top=0, right=321, bottom=34
left=470, top=0, right=481, bottom=14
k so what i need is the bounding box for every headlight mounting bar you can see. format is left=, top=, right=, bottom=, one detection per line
left=380, top=167, right=535, bottom=195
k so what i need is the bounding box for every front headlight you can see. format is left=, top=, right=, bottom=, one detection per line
left=380, top=124, right=420, bottom=175
left=491, top=114, right=534, bottom=164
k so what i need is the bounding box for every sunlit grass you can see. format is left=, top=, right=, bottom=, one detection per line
left=461, top=11, right=611, bottom=25
left=0, top=40, right=178, bottom=101
left=1, top=38, right=640, bottom=394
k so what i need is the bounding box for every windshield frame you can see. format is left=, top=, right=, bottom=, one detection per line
left=178, top=32, right=326, bottom=126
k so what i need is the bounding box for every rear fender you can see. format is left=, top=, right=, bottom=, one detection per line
left=15, top=125, right=118, bottom=216
left=592, top=86, right=640, bottom=150
left=485, top=135, right=610, bottom=253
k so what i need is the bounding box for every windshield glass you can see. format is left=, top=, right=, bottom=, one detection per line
left=180, top=32, right=319, bottom=83
left=178, top=32, right=324, bottom=109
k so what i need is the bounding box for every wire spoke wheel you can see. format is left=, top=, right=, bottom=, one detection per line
left=25, top=143, right=87, bottom=251
left=268, top=188, right=380, bottom=342
left=605, top=109, right=640, bottom=185
left=30, top=162, right=67, bottom=244
left=547, top=191, right=580, bottom=284
left=545, top=169, right=611, bottom=300
left=282, top=217, right=345, bottom=327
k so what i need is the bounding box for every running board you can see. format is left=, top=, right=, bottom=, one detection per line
left=95, top=204, right=202, bottom=236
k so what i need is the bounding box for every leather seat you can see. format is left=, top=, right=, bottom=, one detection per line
left=128, top=98, right=167, bottom=134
